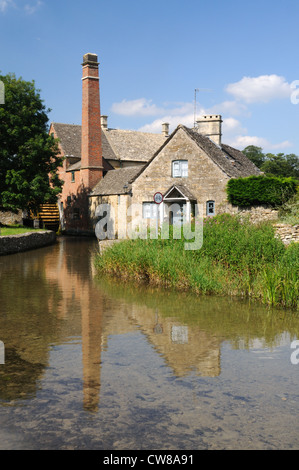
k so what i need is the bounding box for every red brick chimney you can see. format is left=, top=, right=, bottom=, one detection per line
left=80, top=53, right=103, bottom=189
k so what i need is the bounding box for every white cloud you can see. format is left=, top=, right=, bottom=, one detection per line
left=226, top=75, right=292, bottom=103
left=24, top=0, right=42, bottom=15
left=0, top=0, right=42, bottom=14
left=111, top=98, right=196, bottom=119
left=111, top=92, right=293, bottom=154
left=111, top=98, right=164, bottom=117
left=210, top=100, right=249, bottom=117
left=138, top=113, right=195, bottom=134
left=135, top=101, right=205, bottom=133
left=222, top=117, right=247, bottom=136
left=0, top=0, right=13, bottom=12
left=227, top=135, right=292, bottom=151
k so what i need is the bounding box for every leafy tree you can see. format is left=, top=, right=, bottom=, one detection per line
left=0, top=73, right=63, bottom=214
left=261, top=153, right=299, bottom=178
left=243, top=145, right=299, bottom=179
left=242, top=145, right=266, bottom=168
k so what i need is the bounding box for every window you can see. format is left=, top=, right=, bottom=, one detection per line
left=142, top=202, right=158, bottom=219
left=71, top=171, right=75, bottom=183
left=172, top=160, right=188, bottom=177
left=206, top=200, right=215, bottom=216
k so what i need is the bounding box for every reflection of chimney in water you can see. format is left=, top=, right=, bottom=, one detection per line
left=81, top=292, right=103, bottom=412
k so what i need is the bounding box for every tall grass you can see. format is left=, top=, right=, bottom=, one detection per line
left=94, top=214, right=298, bottom=310
left=278, top=193, right=299, bottom=225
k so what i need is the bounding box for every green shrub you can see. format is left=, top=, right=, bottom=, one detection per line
left=227, top=175, right=297, bottom=207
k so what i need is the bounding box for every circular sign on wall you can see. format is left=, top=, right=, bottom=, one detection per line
left=153, top=192, right=163, bottom=204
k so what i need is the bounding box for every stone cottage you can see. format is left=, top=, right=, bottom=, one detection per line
left=90, top=119, right=262, bottom=238
left=50, top=52, right=262, bottom=236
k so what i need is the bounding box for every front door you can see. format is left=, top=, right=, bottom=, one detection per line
left=170, top=202, right=185, bottom=225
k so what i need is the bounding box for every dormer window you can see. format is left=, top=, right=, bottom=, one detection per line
left=172, top=160, right=188, bottom=178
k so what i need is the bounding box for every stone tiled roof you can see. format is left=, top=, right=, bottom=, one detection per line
left=136, top=125, right=262, bottom=180
left=221, top=143, right=263, bottom=177
left=52, top=123, right=82, bottom=157
left=51, top=123, right=165, bottom=163
left=164, top=184, right=197, bottom=201
left=102, top=128, right=166, bottom=162
left=66, top=160, right=81, bottom=172
left=184, top=127, right=262, bottom=178
left=91, top=166, right=141, bottom=196
left=101, top=129, right=118, bottom=162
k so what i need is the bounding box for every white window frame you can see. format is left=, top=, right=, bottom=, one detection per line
left=172, top=160, right=188, bottom=178
left=142, top=202, right=158, bottom=219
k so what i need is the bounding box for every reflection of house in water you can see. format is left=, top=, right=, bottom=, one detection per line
left=125, top=306, right=221, bottom=378
left=42, top=238, right=222, bottom=411
left=1, top=239, right=297, bottom=412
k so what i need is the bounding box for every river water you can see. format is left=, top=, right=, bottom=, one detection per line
left=0, top=236, right=298, bottom=450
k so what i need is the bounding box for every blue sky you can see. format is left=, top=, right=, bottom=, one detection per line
left=1, top=0, right=299, bottom=154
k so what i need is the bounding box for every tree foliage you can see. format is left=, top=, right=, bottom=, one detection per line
left=0, top=73, right=63, bottom=213
left=242, top=145, right=299, bottom=179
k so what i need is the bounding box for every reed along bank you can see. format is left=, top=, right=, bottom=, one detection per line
left=94, top=214, right=299, bottom=310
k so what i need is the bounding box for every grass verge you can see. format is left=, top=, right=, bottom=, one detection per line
left=0, top=224, right=46, bottom=236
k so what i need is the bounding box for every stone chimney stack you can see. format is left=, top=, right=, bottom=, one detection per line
left=81, top=53, right=103, bottom=189
left=196, top=115, right=222, bottom=146
left=162, top=122, right=169, bottom=137
left=101, top=115, right=108, bottom=129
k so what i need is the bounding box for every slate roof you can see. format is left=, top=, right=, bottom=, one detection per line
left=91, top=166, right=141, bottom=196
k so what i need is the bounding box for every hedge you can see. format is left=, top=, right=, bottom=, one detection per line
left=226, top=175, right=297, bottom=207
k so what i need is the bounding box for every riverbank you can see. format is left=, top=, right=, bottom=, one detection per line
left=0, top=230, right=56, bottom=255
left=94, top=214, right=299, bottom=310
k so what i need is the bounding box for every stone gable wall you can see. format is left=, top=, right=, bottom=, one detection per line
left=132, top=127, right=230, bottom=213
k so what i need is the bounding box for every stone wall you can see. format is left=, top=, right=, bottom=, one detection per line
left=237, top=206, right=279, bottom=224
left=0, top=230, right=56, bottom=256
left=273, top=224, right=299, bottom=245
left=0, top=210, right=23, bottom=226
